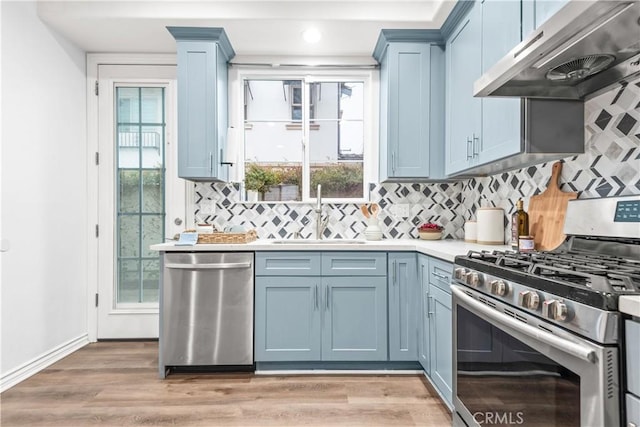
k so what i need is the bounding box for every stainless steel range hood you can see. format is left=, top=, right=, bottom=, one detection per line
left=474, top=0, right=640, bottom=100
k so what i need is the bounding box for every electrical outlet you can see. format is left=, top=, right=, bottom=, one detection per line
left=200, top=200, right=216, bottom=214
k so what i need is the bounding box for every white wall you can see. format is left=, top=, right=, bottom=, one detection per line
left=1, top=1, right=88, bottom=386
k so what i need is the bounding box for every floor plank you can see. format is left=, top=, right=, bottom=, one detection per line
left=1, top=342, right=452, bottom=426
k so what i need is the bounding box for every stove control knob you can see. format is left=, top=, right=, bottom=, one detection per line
left=518, top=291, right=540, bottom=310
left=466, top=272, right=484, bottom=288
left=490, top=279, right=509, bottom=296
left=542, top=300, right=569, bottom=322
left=454, top=268, right=467, bottom=281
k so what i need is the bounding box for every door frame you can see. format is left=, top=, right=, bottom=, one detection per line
left=86, top=54, right=194, bottom=342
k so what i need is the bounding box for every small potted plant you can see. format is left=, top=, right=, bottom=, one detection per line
left=244, top=164, right=279, bottom=201
left=418, top=222, right=444, bottom=240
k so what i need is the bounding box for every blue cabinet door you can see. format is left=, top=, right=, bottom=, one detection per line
left=479, top=0, right=522, bottom=166
left=378, top=38, right=446, bottom=181
left=388, top=253, right=419, bottom=361
left=321, top=276, right=388, bottom=361
left=522, top=0, right=569, bottom=45
left=445, top=3, right=481, bottom=175
left=255, top=276, right=321, bottom=361
left=418, top=255, right=430, bottom=372
left=429, top=283, right=453, bottom=407
left=387, top=43, right=431, bottom=179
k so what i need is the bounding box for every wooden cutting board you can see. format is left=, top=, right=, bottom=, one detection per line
left=528, top=161, right=578, bottom=251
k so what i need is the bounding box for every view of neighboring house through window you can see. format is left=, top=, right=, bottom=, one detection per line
left=244, top=78, right=365, bottom=202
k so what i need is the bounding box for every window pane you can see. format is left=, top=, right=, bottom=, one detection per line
left=142, top=259, right=160, bottom=303
left=117, top=87, right=139, bottom=123
left=140, top=125, right=163, bottom=168
left=119, top=170, right=140, bottom=213
left=118, top=259, right=140, bottom=303
left=117, top=125, right=140, bottom=168
left=119, top=216, right=140, bottom=257
left=142, top=215, right=163, bottom=257
left=142, top=170, right=163, bottom=213
left=140, top=88, right=163, bottom=123
left=243, top=78, right=365, bottom=202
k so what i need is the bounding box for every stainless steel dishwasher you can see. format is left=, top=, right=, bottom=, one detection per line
left=159, top=252, right=254, bottom=377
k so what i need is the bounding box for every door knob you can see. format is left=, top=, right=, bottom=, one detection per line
left=174, top=218, right=183, bottom=226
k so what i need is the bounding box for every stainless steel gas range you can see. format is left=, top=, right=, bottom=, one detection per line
left=451, top=195, right=640, bottom=427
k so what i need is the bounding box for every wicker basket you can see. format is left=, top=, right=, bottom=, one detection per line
left=196, top=229, right=258, bottom=244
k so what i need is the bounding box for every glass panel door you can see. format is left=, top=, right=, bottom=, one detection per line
left=96, top=63, right=181, bottom=339
left=116, top=87, right=166, bottom=305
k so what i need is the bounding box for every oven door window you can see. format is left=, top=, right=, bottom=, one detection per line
left=457, top=306, right=580, bottom=426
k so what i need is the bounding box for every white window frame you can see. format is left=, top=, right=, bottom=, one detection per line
left=228, top=66, right=379, bottom=204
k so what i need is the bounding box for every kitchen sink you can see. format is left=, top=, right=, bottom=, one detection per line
left=268, top=239, right=367, bottom=245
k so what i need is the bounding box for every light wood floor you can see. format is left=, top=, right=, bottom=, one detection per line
left=0, top=341, right=452, bottom=427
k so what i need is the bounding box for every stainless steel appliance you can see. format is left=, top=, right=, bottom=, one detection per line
left=159, top=252, right=254, bottom=377
left=475, top=0, right=640, bottom=100
left=452, top=195, right=640, bottom=426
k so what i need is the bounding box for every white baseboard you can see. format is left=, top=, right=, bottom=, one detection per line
left=1, top=334, right=89, bottom=392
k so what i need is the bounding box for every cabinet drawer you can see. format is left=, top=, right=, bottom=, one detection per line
left=429, top=258, right=452, bottom=293
left=627, top=320, right=640, bottom=396
left=321, top=252, right=387, bottom=276
left=255, top=252, right=321, bottom=276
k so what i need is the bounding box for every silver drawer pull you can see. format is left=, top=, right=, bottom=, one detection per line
left=166, top=262, right=251, bottom=270
left=432, top=271, right=448, bottom=280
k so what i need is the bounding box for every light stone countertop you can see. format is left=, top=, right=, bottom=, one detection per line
left=150, top=238, right=511, bottom=263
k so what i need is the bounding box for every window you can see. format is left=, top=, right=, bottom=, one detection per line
left=241, top=73, right=371, bottom=203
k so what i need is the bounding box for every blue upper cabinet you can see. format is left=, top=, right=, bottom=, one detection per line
left=167, top=27, right=235, bottom=181
left=522, top=0, right=570, bottom=39
left=479, top=0, right=521, bottom=166
left=444, top=2, right=481, bottom=175
left=374, top=31, right=446, bottom=181
left=444, top=0, right=582, bottom=177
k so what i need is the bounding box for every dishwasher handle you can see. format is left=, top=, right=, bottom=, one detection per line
left=165, top=262, right=252, bottom=270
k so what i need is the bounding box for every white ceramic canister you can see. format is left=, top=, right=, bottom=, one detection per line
left=464, top=220, right=477, bottom=243
left=477, top=207, right=504, bottom=245
left=364, top=217, right=383, bottom=241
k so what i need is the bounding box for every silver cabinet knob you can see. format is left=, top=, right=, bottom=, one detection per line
left=174, top=218, right=183, bottom=226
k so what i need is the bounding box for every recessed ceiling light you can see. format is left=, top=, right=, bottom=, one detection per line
left=302, top=28, right=321, bottom=44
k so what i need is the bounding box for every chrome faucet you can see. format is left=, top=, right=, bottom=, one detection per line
left=315, top=184, right=329, bottom=239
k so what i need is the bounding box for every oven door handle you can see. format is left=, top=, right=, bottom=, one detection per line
left=451, top=285, right=597, bottom=363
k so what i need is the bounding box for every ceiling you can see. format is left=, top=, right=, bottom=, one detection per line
left=37, top=0, right=456, bottom=62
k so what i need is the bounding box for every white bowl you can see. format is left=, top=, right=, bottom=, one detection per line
left=418, top=231, right=442, bottom=240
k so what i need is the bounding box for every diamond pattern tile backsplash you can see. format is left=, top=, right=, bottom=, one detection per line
left=193, top=78, right=640, bottom=242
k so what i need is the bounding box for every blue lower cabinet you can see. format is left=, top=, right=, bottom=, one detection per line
left=388, top=253, right=419, bottom=361
left=429, top=283, right=453, bottom=407
left=321, top=277, right=388, bottom=361
left=255, top=276, right=321, bottom=361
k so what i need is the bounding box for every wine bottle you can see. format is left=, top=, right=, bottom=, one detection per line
left=511, top=199, right=529, bottom=250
